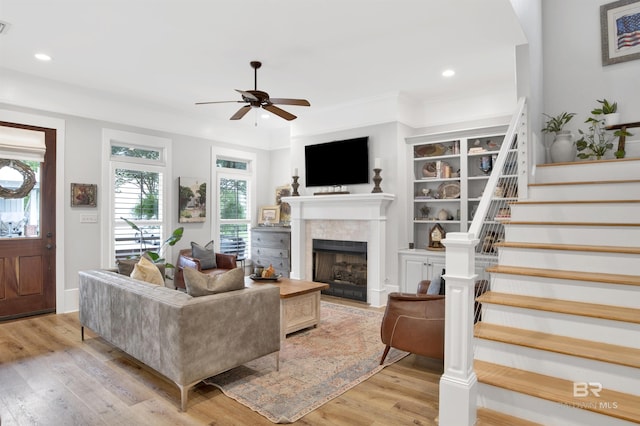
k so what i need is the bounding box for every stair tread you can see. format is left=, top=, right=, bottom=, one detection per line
left=474, top=323, right=640, bottom=369
left=476, top=407, right=543, bottom=426
left=494, top=241, right=640, bottom=254
left=513, top=199, right=640, bottom=205
left=475, top=360, right=640, bottom=424
left=486, top=264, right=640, bottom=286
left=505, top=221, right=640, bottom=227
left=529, top=179, right=640, bottom=187
left=537, top=157, right=640, bottom=167
left=476, top=291, right=640, bottom=324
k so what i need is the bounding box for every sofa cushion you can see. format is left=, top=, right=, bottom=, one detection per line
left=191, top=240, right=217, bottom=269
left=131, top=256, right=165, bottom=286
left=183, top=267, right=245, bottom=297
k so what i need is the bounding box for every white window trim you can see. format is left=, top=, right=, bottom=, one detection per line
left=212, top=147, right=257, bottom=243
left=101, top=129, right=172, bottom=268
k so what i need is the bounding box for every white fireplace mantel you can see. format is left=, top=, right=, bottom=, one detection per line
left=282, top=193, right=395, bottom=307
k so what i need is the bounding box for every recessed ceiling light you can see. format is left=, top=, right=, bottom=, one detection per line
left=34, top=53, right=52, bottom=61
left=442, top=69, right=455, bottom=77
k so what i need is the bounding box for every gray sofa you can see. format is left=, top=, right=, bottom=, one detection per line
left=78, top=269, right=280, bottom=411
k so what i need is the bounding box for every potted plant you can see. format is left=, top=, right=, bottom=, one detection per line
left=577, top=100, right=633, bottom=160
left=576, top=117, right=614, bottom=160
left=541, top=112, right=576, bottom=134
left=542, top=112, right=577, bottom=163
left=592, top=98, right=620, bottom=127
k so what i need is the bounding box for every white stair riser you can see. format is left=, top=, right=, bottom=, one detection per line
left=474, top=340, right=638, bottom=395
left=478, top=383, right=636, bottom=426
left=480, top=304, right=640, bottom=349
left=504, top=224, right=640, bottom=247
left=510, top=203, right=640, bottom=223
left=528, top=182, right=640, bottom=201
left=489, top=275, right=640, bottom=309
left=535, top=161, right=640, bottom=183
left=497, top=248, right=640, bottom=275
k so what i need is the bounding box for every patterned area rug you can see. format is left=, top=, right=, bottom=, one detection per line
left=204, top=301, right=408, bottom=423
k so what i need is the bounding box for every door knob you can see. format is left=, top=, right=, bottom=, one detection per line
left=46, top=244, right=53, bottom=250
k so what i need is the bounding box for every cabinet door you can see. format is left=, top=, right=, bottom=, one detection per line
left=404, top=257, right=428, bottom=294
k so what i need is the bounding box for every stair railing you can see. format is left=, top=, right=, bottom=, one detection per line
left=438, top=97, right=528, bottom=426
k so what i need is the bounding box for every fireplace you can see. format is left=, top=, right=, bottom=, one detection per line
left=283, top=193, right=395, bottom=307
left=312, top=239, right=367, bottom=302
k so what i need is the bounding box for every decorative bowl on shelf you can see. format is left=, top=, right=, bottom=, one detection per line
left=437, top=182, right=461, bottom=199
left=415, top=144, right=446, bottom=158
left=422, top=162, right=437, bottom=177
left=249, top=274, right=282, bottom=282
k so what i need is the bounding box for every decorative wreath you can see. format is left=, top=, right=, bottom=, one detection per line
left=0, top=159, right=37, bottom=199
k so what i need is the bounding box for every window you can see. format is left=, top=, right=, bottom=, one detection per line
left=0, top=159, right=41, bottom=238
left=102, top=130, right=171, bottom=267
left=214, top=150, right=256, bottom=261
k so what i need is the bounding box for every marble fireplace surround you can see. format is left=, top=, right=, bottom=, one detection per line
left=283, top=193, right=395, bottom=307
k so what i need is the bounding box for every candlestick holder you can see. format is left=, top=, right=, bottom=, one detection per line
left=372, top=168, right=383, bottom=193
left=291, top=175, right=300, bottom=196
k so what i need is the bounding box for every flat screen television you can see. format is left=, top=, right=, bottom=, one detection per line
left=304, top=137, right=369, bottom=187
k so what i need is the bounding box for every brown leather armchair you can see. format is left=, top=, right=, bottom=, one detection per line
left=379, top=280, right=445, bottom=364
left=174, top=249, right=237, bottom=290
left=379, top=279, right=489, bottom=364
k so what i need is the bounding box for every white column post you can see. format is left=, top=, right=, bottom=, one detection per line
left=367, top=218, right=387, bottom=307
left=438, top=232, right=479, bottom=426
left=289, top=205, right=305, bottom=280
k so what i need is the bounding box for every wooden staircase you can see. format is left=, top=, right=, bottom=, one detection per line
left=473, top=158, right=640, bottom=425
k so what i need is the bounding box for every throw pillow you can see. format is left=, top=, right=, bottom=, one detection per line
left=130, top=255, right=165, bottom=286
left=191, top=240, right=217, bottom=269
left=183, top=267, right=245, bottom=297
left=116, top=258, right=138, bottom=276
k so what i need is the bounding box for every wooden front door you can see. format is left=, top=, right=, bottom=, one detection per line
left=0, top=122, right=56, bottom=320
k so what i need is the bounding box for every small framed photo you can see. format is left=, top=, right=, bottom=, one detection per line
left=71, top=183, right=97, bottom=207
left=258, top=205, right=280, bottom=225
left=601, top=0, right=640, bottom=65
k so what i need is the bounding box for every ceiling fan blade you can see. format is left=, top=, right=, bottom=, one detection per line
left=235, top=89, right=259, bottom=102
left=230, top=105, right=252, bottom=120
left=195, top=100, right=244, bottom=105
left=269, top=98, right=310, bottom=107
left=263, top=104, right=297, bottom=121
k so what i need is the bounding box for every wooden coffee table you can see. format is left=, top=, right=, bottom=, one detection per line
left=246, top=277, right=329, bottom=341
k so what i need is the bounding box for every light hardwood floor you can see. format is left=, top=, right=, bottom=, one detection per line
left=0, top=297, right=443, bottom=426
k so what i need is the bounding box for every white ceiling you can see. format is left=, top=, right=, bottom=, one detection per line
left=0, top=0, right=526, bottom=137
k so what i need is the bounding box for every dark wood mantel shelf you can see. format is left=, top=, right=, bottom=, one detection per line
left=606, top=121, right=640, bottom=158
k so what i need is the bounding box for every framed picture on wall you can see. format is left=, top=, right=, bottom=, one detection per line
left=178, top=177, right=206, bottom=223
left=71, top=183, right=97, bottom=207
left=601, top=0, right=640, bottom=65
left=258, top=205, right=280, bottom=225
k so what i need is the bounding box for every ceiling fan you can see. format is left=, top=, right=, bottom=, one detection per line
left=196, top=61, right=310, bottom=121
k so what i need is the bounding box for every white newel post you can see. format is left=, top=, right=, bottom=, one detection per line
left=439, top=232, right=479, bottom=426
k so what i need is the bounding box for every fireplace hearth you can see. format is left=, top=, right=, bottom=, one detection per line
left=312, top=239, right=367, bottom=302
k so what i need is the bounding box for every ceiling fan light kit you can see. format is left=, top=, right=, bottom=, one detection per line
left=196, top=61, right=310, bottom=121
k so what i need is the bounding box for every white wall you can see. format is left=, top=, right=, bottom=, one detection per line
left=542, top=0, right=640, bottom=149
